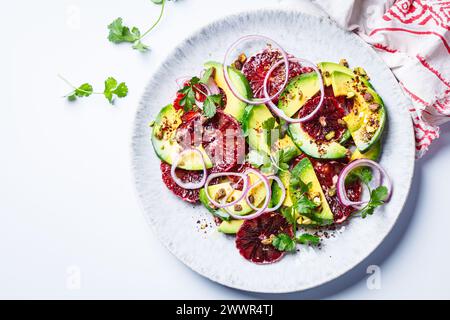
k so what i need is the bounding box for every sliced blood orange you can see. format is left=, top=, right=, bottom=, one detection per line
left=236, top=212, right=293, bottom=264
left=160, top=162, right=203, bottom=203
left=242, top=48, right=308, bottom=100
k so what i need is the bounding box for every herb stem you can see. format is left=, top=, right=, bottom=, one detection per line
left=140, top=0, right=166, bottom=40
left=58, top=74, right=102, bottom=95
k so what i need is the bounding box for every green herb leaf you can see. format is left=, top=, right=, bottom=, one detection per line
left=272, top=233, right=296, bottom=252
left=262, top=117, right=276, bottom=130
left=202, top=94, right=222, bottom=118
left=200, top=67, right=214, bottom=84
left=178, top=77, right=200, bottom=112
left=65, top=83, right=93, bottom=102
left=280, top=207, right=297, bottom=226
left=108, top=0, right=166, bottom=52
left=347, top=166, right=373, bottom=185
left=296, top=233, right=321, bottom=246
left=295, top=195, right=319, bottom=215
left=358, top=185, right=388, bottom=218
left=103, top=77, right=129, bottom=104
left=107, top=18, right=141, bottom=44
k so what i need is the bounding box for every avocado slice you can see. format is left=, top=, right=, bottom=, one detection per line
left=330, top=71, right=354, bottom=97
left=151, top=104, right=213, bottom=170
left=271, top=170, right=318, bottom=226
left=200, top=174, right=271, bottom=219
left=199, top=188, right=231, bottom=221
left=318, top=62, right=355, bottom=87
left=351, top=140, right=382, bottom=161
left=290, top=158, right=334, bottom=225
left=278, top=72, right=321, bottom=117
left=242, top=104, right=275, bottom=153
left=343, top=77, right=387, bottom=153
left=218, top=220, right=244, bottom=234
left=288, top=123, right=348, bottom=159
left=243, top=103, right=301, bottom=159
left=204, top=61, right=251, bottom=123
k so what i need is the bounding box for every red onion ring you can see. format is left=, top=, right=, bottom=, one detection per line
left=170, top=148, right=207, bottom=190
left=337, top=159, right=392, bottom=209
left=204, top=172, right=250, bottom=208
left=226, top=168, right=272, bottom=220
left=263, top=57, right=325, bottom=123
left=222, top=35, right=290, bottom=105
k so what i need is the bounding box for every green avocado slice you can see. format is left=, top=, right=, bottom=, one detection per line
left=340, top=75, right=387, bottom=153
left=318, top=61, right=355, bottom=87
left=218, top=220, right=244, bottom=234
left=278, top=72, right=321, bottom=117
left=151, top=104, right=213, bottom=170
left=290, top=158, right=334, bottom=226
left=204, top=61, right=251, bottom=123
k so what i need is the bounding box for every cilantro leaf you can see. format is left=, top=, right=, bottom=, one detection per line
left=358, top=185, right=388, bottom=218
left=66, top=82, right=93, bottom=102
left=272, top=233, right=296, bottom=252
left=295, top=195, right=319, bottom=215
left=203, top=94, right=222, bottom=118
left=107, top=18, right=141, bottom=44
left=296, top=233, right=321, bottom=246
left=280, top=207, right=297, bottom=226
left=103, top=77, right=129, bottom=104
left=262, top=117, right=276, bottom=130
left=200, top=67, right=214, bottom=84
left=178, top=77, right=200, bottom=112
left=107, top=0, right=166, bottom=52
left=347, top=166, right=373, bottom=185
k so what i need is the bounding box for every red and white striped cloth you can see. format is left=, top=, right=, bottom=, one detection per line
left=313, top=0, right=450, bottom=158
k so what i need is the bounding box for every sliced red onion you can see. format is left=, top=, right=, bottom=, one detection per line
left=226, top=168, right=272, bottom=220
left=337, top=159, right=392, bottom=209
left=207, top=77, right=220, bottom=95
left=170, top=148, right=207, bottom=190
left=194, top=83, right=211, bottom=110
left=222, top=35, right=290, bottom=105
left=263, top=57, right=325, bottom=123
left=265, top=175, right=285, bottom=212
left=204, top=172, right=250, bottom=208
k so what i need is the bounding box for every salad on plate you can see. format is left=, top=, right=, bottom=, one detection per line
left=150, top=35, right=392, bottom=264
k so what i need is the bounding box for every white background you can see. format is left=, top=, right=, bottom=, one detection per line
left=1, top=0, right=449, bottom=299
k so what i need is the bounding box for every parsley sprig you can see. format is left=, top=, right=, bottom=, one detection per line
left=107, top=0, right=167, bottom=52
left=178, top=75, right=223, bottom=118
left=59, top=75, right=128, bottom=104
left=272, top=232, right=321, bottom=252
left=347, top=167, right=389, bottom=218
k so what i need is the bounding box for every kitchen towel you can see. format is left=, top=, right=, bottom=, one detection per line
left=312, top=0, right=450, bottom=158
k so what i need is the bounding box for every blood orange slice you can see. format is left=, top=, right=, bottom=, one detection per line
left=236, top=212, right=293, bottom=264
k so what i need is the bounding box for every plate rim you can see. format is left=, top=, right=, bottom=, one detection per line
left=131, top=8, right=416, bottom=294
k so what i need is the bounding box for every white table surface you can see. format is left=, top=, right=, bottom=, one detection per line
left=1, top=0, right=449, bottom=299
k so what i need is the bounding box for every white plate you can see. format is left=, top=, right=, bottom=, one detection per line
left=132, top=9, right=415, bottom=293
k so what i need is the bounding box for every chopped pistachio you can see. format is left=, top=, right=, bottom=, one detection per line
left=325, top=131, right=335, bottom=140
left=354, top=66, right=367, bottom=76
left=339, top=58, right=349, bottom=67
left=369, top=103, right=380, bottom=111
left=346, top=91, right=355, bottom=99
left=149, top=120, right=155, bottom=127
left=363, top=92, right=373, bottom=102
left=261, top=234, right=275, bottom=245
left=328, top=186, right=336, bottom=197
left=215, top=188, right=227, bottom=200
